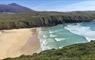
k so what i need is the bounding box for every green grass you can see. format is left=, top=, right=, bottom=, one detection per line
left=0, top=12, right=94, bottom=30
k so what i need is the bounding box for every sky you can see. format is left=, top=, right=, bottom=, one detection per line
left=0, top=0, right=95, bottom=12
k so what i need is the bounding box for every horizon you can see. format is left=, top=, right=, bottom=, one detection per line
left=0, top=0, right=95, bottom=12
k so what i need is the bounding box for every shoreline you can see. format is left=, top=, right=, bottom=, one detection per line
left=0, top=28, right=41, bottom=59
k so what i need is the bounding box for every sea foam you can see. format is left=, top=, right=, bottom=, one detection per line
left=55, top=38, right=66, bottom=41
left=65, top=23, right=95, bottom=42
left=37, top=28, right=48, bottom=50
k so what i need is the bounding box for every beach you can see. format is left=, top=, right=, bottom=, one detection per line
left=0, top=28, right=41, bottom=59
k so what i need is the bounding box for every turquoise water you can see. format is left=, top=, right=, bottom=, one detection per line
left=39, top=22, right=95, bottom=50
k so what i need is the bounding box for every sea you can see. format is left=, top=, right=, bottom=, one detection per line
left=38, top=22, right=95, bottom=50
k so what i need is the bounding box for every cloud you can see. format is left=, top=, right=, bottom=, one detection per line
left=62, top=1, right=95, bottom=12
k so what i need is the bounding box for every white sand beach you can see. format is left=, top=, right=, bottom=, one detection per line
left=0, top=28, right=41, bottom=59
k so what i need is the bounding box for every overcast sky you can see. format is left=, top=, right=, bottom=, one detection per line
left=0, top=0, right=95, bottom=12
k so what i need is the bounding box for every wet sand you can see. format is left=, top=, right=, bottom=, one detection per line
left=0, top=28, right=41, bottom=59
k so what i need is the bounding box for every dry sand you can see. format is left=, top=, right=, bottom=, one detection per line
left=0, top=28, right=41, bottom=59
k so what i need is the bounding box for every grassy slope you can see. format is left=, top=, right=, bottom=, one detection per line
left=4, top=40, right=95, bottom=60
left=0, top=11, right=94, bottom=30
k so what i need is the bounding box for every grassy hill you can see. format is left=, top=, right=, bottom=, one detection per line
left=0, top=3, right=94, bottom=30
left=4, top=40, right=95, bottom=60
left=0, top=12, right=93, bottom=30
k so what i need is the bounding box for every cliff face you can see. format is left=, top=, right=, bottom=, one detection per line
left=39, top=16, right=92, bottom=26
left=0, top=13, right=93, bottom=30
